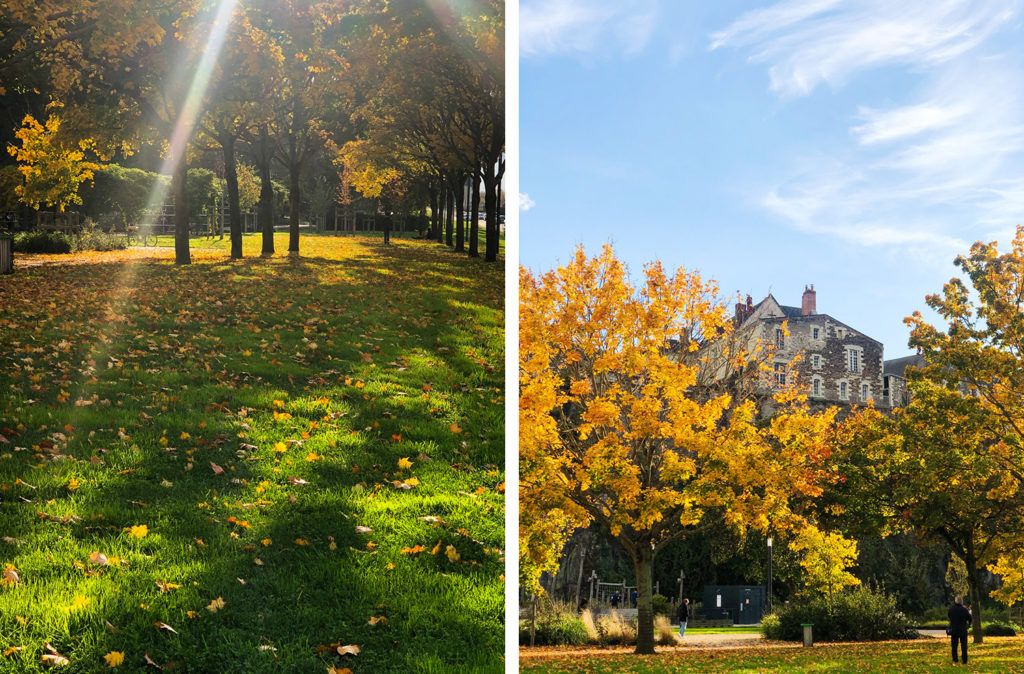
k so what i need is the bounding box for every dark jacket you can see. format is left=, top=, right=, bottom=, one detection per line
left=948, top=604, right=971, bottom=635
left=677, top=602, right=689, bottom=621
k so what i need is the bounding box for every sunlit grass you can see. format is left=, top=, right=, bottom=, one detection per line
left=519, top=637, right=1024, bottom=672
left=0, top=235, right=503, bottom=672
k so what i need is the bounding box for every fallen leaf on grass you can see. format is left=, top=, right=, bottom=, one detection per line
left=104, top=650, right=125, bottom=667
left=337, top=644, right=360, bottom=656
left=288, top=476, right=308, bottom=485
left=155, top=580, right=180, bottom=593
left=368, top=616, right=387, bottom=625
left=400, top=544, right=425, bottom=555
left=354, top=525, right=372, bottom=534
left=3, top=646, right=22, bottom=656
left=42, top=643, right=69, bottom=667
left=210, top=462, right=225, bottom=475
left=326, top=667, right=352, bottom=674
left=206, top=596, right=225, bottom=613
left=446, top=545, right=460, bottom=563
left=397, top=457, right=412, bottom=470
left=1, top=564, right=19, bottom=587
left=89, top=552, right=108, bottom=566
left=154, top=621, right=178, bottom=634
left=295, top=538, right=309, bottom=546
left=143, top=653, right=164, bottom=670
left=105, top=620, right=117, bottom=633
left=129, top=524, right=148, bottom=538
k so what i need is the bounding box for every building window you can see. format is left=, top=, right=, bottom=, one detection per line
left=812, top=354, right=821, bottom=369
left=776, top=328, right=785, bottom=349
left=812, top=377, right=821, bottom=397
left=837, top=328, right=845, bottom=339
left=847, top=347, right=862, bottom=373
left=861, top=383, right=870, bottom=401
left=839, top=381, right=848, bottom=400
left=774, top=363, right=786, bottom=386
left=813, top=327, right=820, bottom=340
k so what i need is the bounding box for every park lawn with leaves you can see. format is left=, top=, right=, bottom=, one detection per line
left=0, top=234, right=504, bottom=673
left=137, top=229, right=504, bottom=256
left=519, top=637, right=1024, bottom=672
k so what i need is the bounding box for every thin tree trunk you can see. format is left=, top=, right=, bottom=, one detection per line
left=445, top=185, right=454, bottom=247
left=454, top=172, right=465, bottom=253
left=258, top=125, right=274, bottom=256
left=223, top=133, right=242, bottom=259
left=429, top=187, right=439, bottom=239
left=435, top=180, right=445, bottom=244
left=633, top=544, right=656, bottom=655
left=483, top=171, right=497, bottom=262
left=966, top=543, right=983, bottom=644
left=288, top=161, right=300, bottom=254
left=172, top=158, right=190, bottom=265
left=469, top=172, right=480, bottom=258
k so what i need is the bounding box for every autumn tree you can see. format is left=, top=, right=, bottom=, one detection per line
left=907, top=225, right=1024, bottom=485
left=7, top=110, right=102, bottom=212
left=520, top=246, right=834, bottom=654
left=833, top=388, right=1024, bottom=642
left=790, top=524, right=860, bottom=609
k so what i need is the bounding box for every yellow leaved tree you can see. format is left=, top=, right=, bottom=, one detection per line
left=790, top=524, right=860, bottom=608
left=8, top=112, right=103, bottom=212
left=520, top=245, right=835, bottom=654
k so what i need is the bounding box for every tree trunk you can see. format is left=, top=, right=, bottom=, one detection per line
left=469, top=172, right=480, bottom=258
left=454, top=173, right=465, bottom=253
left=172, top=158, right=190, bottom=265
left=223, top=134, right=242, bottom=259
left=435, top=180, right=445, bottom=244
left=429, top=187, right=439, bottom=239
left=965, top=545, right=984, bottom=644
left=288, top=161, right=300, bottom=254
left=633, top=544, right=656, bottom=655
left=483, top=171, right=497, bottom=262
left=258, top=125, right=275, bottom=256
left=445, top=185, right=455, bottom=247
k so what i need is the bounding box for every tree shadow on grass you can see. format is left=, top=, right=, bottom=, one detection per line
left=0, top=242, right=504, bottom=672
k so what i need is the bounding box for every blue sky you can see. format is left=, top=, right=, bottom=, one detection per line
left=518, top=0, right=1024, bottom=358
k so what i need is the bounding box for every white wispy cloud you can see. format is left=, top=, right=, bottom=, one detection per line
left=520, top=0, right=658, bottom=58
left=712, top=0, right=1024, bottom=259
left=520, top=193, right=537, bottom=211
left=711, top=0, right=1019, bottom=96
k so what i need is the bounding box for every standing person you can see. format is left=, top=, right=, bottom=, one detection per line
left=610, top=591, right=621, bottom=609
left=382, top=214, right=392, bottom=245
left=631, top=589, right=638, bottom=608
left=949, top=596, right=971, bottom=664
left=677, top=598, right=690, bottom=638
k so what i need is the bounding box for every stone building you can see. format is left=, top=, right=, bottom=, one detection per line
left=734, top=286, right=888, bottom=410
left=881, top=354, right=926, bottom=409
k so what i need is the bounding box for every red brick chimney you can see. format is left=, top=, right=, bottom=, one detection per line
left=801, top=285, right=816, bottom=316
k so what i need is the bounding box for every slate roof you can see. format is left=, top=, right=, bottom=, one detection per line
left=883, top=354, right=927, bottom=378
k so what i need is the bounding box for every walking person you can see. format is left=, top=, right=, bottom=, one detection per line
left=948, top=596, right=971, bottom=664
left=677, top=598, right=690, bottom=638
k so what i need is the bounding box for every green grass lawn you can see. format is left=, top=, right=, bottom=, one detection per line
left=0, top=235, right=504, bottom=672
left=138, top=227, right=504, bottom=256
left=682, top=627, right=762, bottom=634
left=519, top=638, right=1024, bottom=672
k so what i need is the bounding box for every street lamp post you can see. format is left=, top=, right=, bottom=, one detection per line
left=767, top=536, right=774, bottom=615
left=677, top=570, right=685, bottom=604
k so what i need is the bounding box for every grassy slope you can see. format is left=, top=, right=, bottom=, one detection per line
left=0, top=235, right=504, bottom=673
left=519, top=638, right=1024, bottom=672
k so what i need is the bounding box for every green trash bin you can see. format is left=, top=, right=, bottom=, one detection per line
left=802, top=623, right=813, bottom=647
left=0, top=234, right=13, bottom=274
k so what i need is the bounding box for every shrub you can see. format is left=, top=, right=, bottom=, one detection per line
left=651, top=593, right=670, bottom=617
left=655, top=615, right=678, bottom=645
left=13, top=231, right=72, bottom=253
left=518, top=601, right=589, bottom=646
left=762, top=586, right=918, bottom=642
left=983, top=621, right=1017, bottom=637
left=75, top=222, right=128, bottom=252
left=594, top=611, right=637, bottom=645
